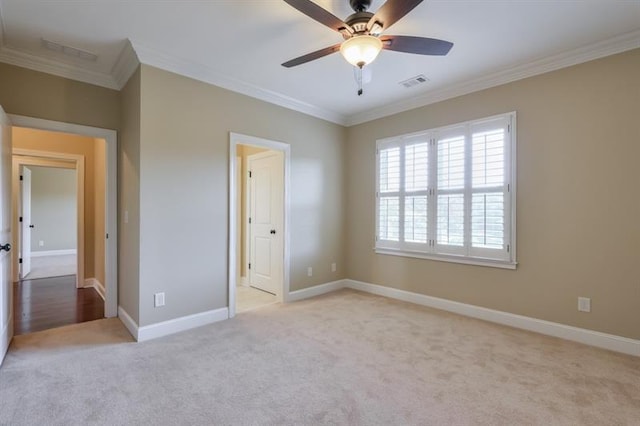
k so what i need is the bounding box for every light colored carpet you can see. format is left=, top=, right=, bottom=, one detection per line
left=1, top=289, right=638, bottom=425
left=24, top=254, right=76, bottom=280
left=236, top=285, right=278, bottom=313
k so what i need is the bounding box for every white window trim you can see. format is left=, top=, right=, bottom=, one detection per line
left=375, top=112, right=517, bottom=269
left=375, top=249, right=517, bottom=270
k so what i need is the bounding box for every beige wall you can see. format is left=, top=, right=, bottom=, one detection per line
left=0, top=62, right=119, bottom=130
left=118, top=67, right=141, bottom=323
left=2, top=49, right=636, bottom=342
left=13, top=127, right=105, bottom=281
left=346, top=49, right=640, bottom=340
left=137, top=64, right=346, bottom=326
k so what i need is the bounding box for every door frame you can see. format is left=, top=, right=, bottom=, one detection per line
left=12, top=152, right=84, bottom=287
left=8, top=115, right=118, bottom=318
left=228, top=133, right=290, bottom=319
left=18, top=165, right=32, bottom=278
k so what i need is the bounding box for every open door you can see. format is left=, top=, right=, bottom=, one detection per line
left=0, top=106, right=13, bottom=365
left=19, top=166, right=31, bottom=278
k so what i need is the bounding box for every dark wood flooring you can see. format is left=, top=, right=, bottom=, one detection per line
left=13, top=275, right=104, bottom=335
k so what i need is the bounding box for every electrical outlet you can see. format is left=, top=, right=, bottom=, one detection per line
left=39, top=240, right=44, bottom=247
left=154, top=292, right=165, bottom=307
left=331, top=262, right=336, bottom=272
left=578, top=297, right=591, bottom=312
left=307, top=267, right=313, bottom=277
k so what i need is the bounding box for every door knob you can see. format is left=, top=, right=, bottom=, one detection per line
left=0, top=243, right=11, bottom=252
left=29, top=224, right=34, bottom=229
left=270, top=229, right=276, bottom=235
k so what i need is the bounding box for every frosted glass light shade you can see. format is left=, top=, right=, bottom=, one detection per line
left=340, top=35, right=383, bottom=67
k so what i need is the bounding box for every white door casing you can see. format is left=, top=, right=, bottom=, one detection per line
left=248, top=151, right=284, bottom=296
left=20, top=166, right=31, bottom=278
left=0, top=106, right=13, bottom=365
left=228, top=132, right=291, bottom=319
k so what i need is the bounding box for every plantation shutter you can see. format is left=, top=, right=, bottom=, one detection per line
left=435, top=130, right=466, bottom=255
left=469, top=117, right=511, bottom=260
left=377, top=144, right=401, bottom=246
left=375, top=112, right=515, bottom=267
left=404, top=141, right=429, bottom=246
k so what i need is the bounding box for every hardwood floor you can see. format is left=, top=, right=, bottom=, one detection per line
left=13, top=275, right=104, bottom=335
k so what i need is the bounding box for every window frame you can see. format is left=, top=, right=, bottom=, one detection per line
left=375, top=112, right=517, bottom=270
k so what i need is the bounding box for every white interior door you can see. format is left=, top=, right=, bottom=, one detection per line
left=0, top=106, right=13, bottom=365
left=20, top=166, right=31, bottom=278
left=248, top=151, right=283, bottom=296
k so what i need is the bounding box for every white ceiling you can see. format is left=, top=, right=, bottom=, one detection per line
left=0, top=0, right=639, bottom=125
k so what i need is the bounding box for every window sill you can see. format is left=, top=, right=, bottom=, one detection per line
left=374, top=248, right=518, bottom=270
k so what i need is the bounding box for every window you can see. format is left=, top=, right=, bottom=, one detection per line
left=375, top=112, right=516, bottom=268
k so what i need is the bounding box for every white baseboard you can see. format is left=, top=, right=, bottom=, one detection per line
left=118, top=306, right=139, bottom=340
left=31, top=249, right=77, bottom=257
left=118, top=305, right=229, bottom=342
left=84, top=278, right=105, bottom=301
left=238, top=276, right=249, bottom=287
left=287, top=279, right=347, bottom=302
left=344, top=279, right=640, bottom=357
left=0, top=316, right=12, bottom=367
left=138, top=308, right=229, bottom=342
left=284, top=279, right=639, bottom=356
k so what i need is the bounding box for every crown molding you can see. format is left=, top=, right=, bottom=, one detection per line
left=129, top=40, right=346, bottom=126
left=111, top=39, right=140, bottom=89
left=345, top=29, right=640, bottom=126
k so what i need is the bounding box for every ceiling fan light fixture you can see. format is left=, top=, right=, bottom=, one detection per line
left=340, top=35, right=382, bottom=68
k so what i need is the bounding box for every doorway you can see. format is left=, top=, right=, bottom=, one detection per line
left=7, top=115, right=118, bottom=318
left=229, top=133, right=290, bottom=317
left=11, top=129, right=106, bottom=335
left=19, top=164, right=78, bottom=281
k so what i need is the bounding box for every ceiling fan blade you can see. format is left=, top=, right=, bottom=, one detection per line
left=381, top=35, right=453, bottom=56
left=282, top=43, right=342, bottom=68
left=284, top=0, right=352, bottom=34
left=367, top=0, right=424, bottom=32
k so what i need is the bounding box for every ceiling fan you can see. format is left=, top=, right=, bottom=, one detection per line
left=282, top=0, right=453, bottom=95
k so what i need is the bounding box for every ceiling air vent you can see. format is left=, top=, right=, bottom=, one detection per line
left=399, top=74, right=429, bottom=89
left=42, top=38, right=98, bottom=62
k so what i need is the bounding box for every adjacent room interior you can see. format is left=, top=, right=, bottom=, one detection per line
left=10, top=127, right=107, bottom=335
left=0, top=0, right=638, bottom=424
left=19, top=165, right=77, bottom=281
left=235, top=143, right=282, bottom=314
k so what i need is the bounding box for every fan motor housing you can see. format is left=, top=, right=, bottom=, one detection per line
left=345, top=11, right=374, bottom=35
